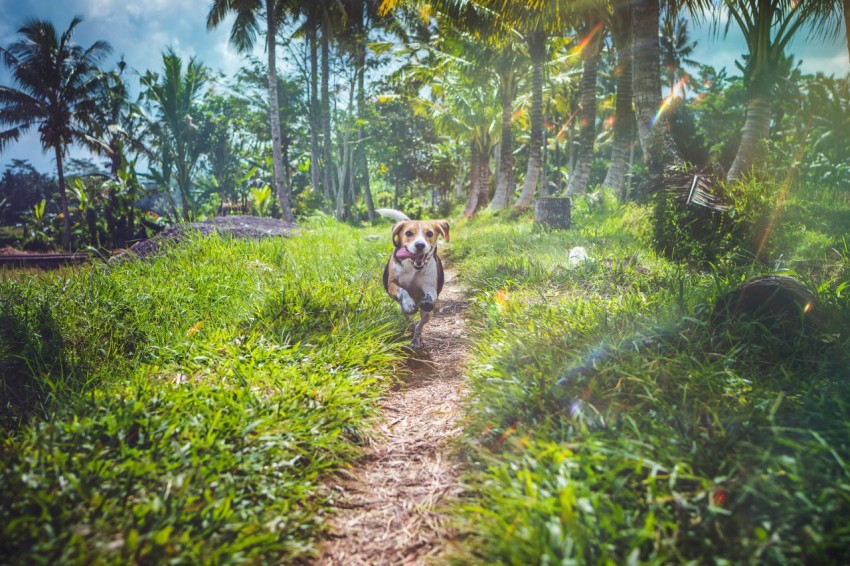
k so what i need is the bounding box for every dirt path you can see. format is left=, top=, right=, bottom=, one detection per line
left=318, top=270, right=469, bottom=565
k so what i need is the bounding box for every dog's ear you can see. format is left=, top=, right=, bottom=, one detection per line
left=435, top=220, right=450, bottom=242
left=391, top=221, right=407, bottom=249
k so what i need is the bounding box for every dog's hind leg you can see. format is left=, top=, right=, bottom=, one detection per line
left=411, top=310, right=432, bottom=348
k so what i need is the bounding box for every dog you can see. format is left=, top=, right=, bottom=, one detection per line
left=377, top=209, right=450, bottom=348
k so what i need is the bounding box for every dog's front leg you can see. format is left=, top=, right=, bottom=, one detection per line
left=394, top=286, right=418, bottom=315
left=411, top=310, right=431, bottom=348
left=419, top=282, right=439, bottom=313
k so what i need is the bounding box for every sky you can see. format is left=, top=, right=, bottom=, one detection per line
left=0, top=0, right=260, bottom=173
left=1, top=0, right=849, bottom=174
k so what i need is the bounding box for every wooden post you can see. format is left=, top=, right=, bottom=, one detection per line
left=534, top=197, right=571, bottom=229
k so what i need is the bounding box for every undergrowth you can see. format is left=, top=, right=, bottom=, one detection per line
left=448, top=200, right=850, bottom=564
left=0, top=222, right=405, bottom=563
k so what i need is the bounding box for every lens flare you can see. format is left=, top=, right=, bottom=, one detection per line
left=755, top=115, right=813, bottom=258
left=570, top=22, right=604, bottom=57
left=650, top=76, right=689, bottom=129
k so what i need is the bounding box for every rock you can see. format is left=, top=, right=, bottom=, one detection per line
left=711, top=275, right=822, bottom=338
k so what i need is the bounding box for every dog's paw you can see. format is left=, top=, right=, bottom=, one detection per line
left=420, top=294, right=435, bottom=312
left=400, top=297, right=418, bottom=315
left=411, top=336, right=423, bottom=348
left=397, top=289, right=418, bottom=315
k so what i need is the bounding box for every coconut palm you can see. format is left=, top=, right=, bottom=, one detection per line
left=721, top=0, right=842, bottom=181
left=139, top=49, right=209, bottom=221
left=483, top=1, right=575, bottom=209
left=632, top=0, right=685, bottom=175
left=418, top=30, right=500, bottom=217
left=419, top=0, right=522, bottom=210
left=489, top=38, right=523, bottom=210
left=207, top=0, right=295, bottom=222
left=660, top=11, right=699, bottom=96
left=0, top=16, right=111, bottom=249
left=565, top=17, right=605, bottom=195
left=380, top=0, right=574, bottom=209
left=602, top=0, right=636, bottom=198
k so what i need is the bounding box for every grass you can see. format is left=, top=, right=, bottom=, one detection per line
left=0, top=220, right=407, bottom=563
left=446, top=197, right=850, bottom=564
left=3, top=191, right=850, bottom=563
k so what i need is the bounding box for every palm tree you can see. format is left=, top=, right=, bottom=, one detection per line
left=420, top=30, right=500, bottom=217
left=722, top=0, right=842, bottom=181
left=602, top=0, right=636, bottom=198
left=286, top=1, right=327, bottom=204
left=660, top=11, right=699, bottom=96
left=139, top=49, right=209, bottom=221
left=0, top=16, right=111, bottom=249
left=88, top=60, right=146, bottom=247
left=380, top=0, right=573, bottom=210
left=565, top=17, right=605, bottom=195
left=489, top=39, right=522, bottom=210
left=207, top=0, right=295, bottom=222
left=631, top=0, right=684, bottom=175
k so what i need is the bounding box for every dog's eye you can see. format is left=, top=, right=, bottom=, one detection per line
left=405, top=231, right=414, bottom=237
left=425, top=231, right=434, bottom=238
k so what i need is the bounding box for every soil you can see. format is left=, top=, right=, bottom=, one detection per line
left=128, top=215, right=295, bottom=258
left=318, top=270, right=470, bottom=565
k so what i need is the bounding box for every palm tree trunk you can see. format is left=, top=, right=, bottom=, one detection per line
left=335, top=128, right=350, bottom=221
left=568, top=99, right=576, bottom=174
left=541, top=100, right=549, bottom=195
left=454, top=161, right=466, bottom=199
left=566, top=27, right=601, bottom=195
left=308, top=25, right=323, bottom=200
left=178, top=170, right=192, bottom=222
left=553, top=127, right=562, bottom=193
left=54, top=144, right=72, bottom=250
left=514, top=29, right=546, bottom=210
left=321, top=22, right=336, bottom=209
left=356, top=33, right=375, bottom=221
left=489, top=61, right=515, bottom=209
left=266, top=0, right=294, bottom=222
left=726, top=94, right=772, bottom=181
left=603, top=6, right=635, bottom=197
left=632, top=0, right=682, bottom=174
left=480, top=139, right=492, bottom=205
left=464, top=140, right=483, bottom=217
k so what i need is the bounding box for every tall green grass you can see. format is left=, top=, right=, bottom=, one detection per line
left=0, top=222, right=406, bottom=563
left=448, top=200, right=850, bottom=564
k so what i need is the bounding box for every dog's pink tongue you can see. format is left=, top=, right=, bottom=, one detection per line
left=395, top=248, right=416, bottom=260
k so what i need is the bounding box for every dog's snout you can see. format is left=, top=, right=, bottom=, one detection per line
left=415, top=241, right=426, bottom=251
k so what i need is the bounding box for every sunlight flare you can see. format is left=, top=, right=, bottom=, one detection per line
left=650, top=76, right=689, bottom=129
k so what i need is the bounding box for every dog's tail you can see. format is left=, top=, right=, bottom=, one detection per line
left=375, top=208, right=410, bottom=222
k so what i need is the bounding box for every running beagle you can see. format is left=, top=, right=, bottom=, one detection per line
left=377, top=209, right=450, bottom=348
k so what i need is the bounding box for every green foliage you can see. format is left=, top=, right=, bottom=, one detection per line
left=447, top=209, right=850, bottom=564
left=0, top=224, right=406, bottom=562
left=652, top=170, right=800, bottom=266
left=248, top=185, right=273, bottom=217
left=0, top=160, right=55, bottom=226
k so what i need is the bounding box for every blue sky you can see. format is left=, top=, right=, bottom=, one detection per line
left=1, top=0, right=848, bottom=173
left=0, top=0, right=259, bottom=172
